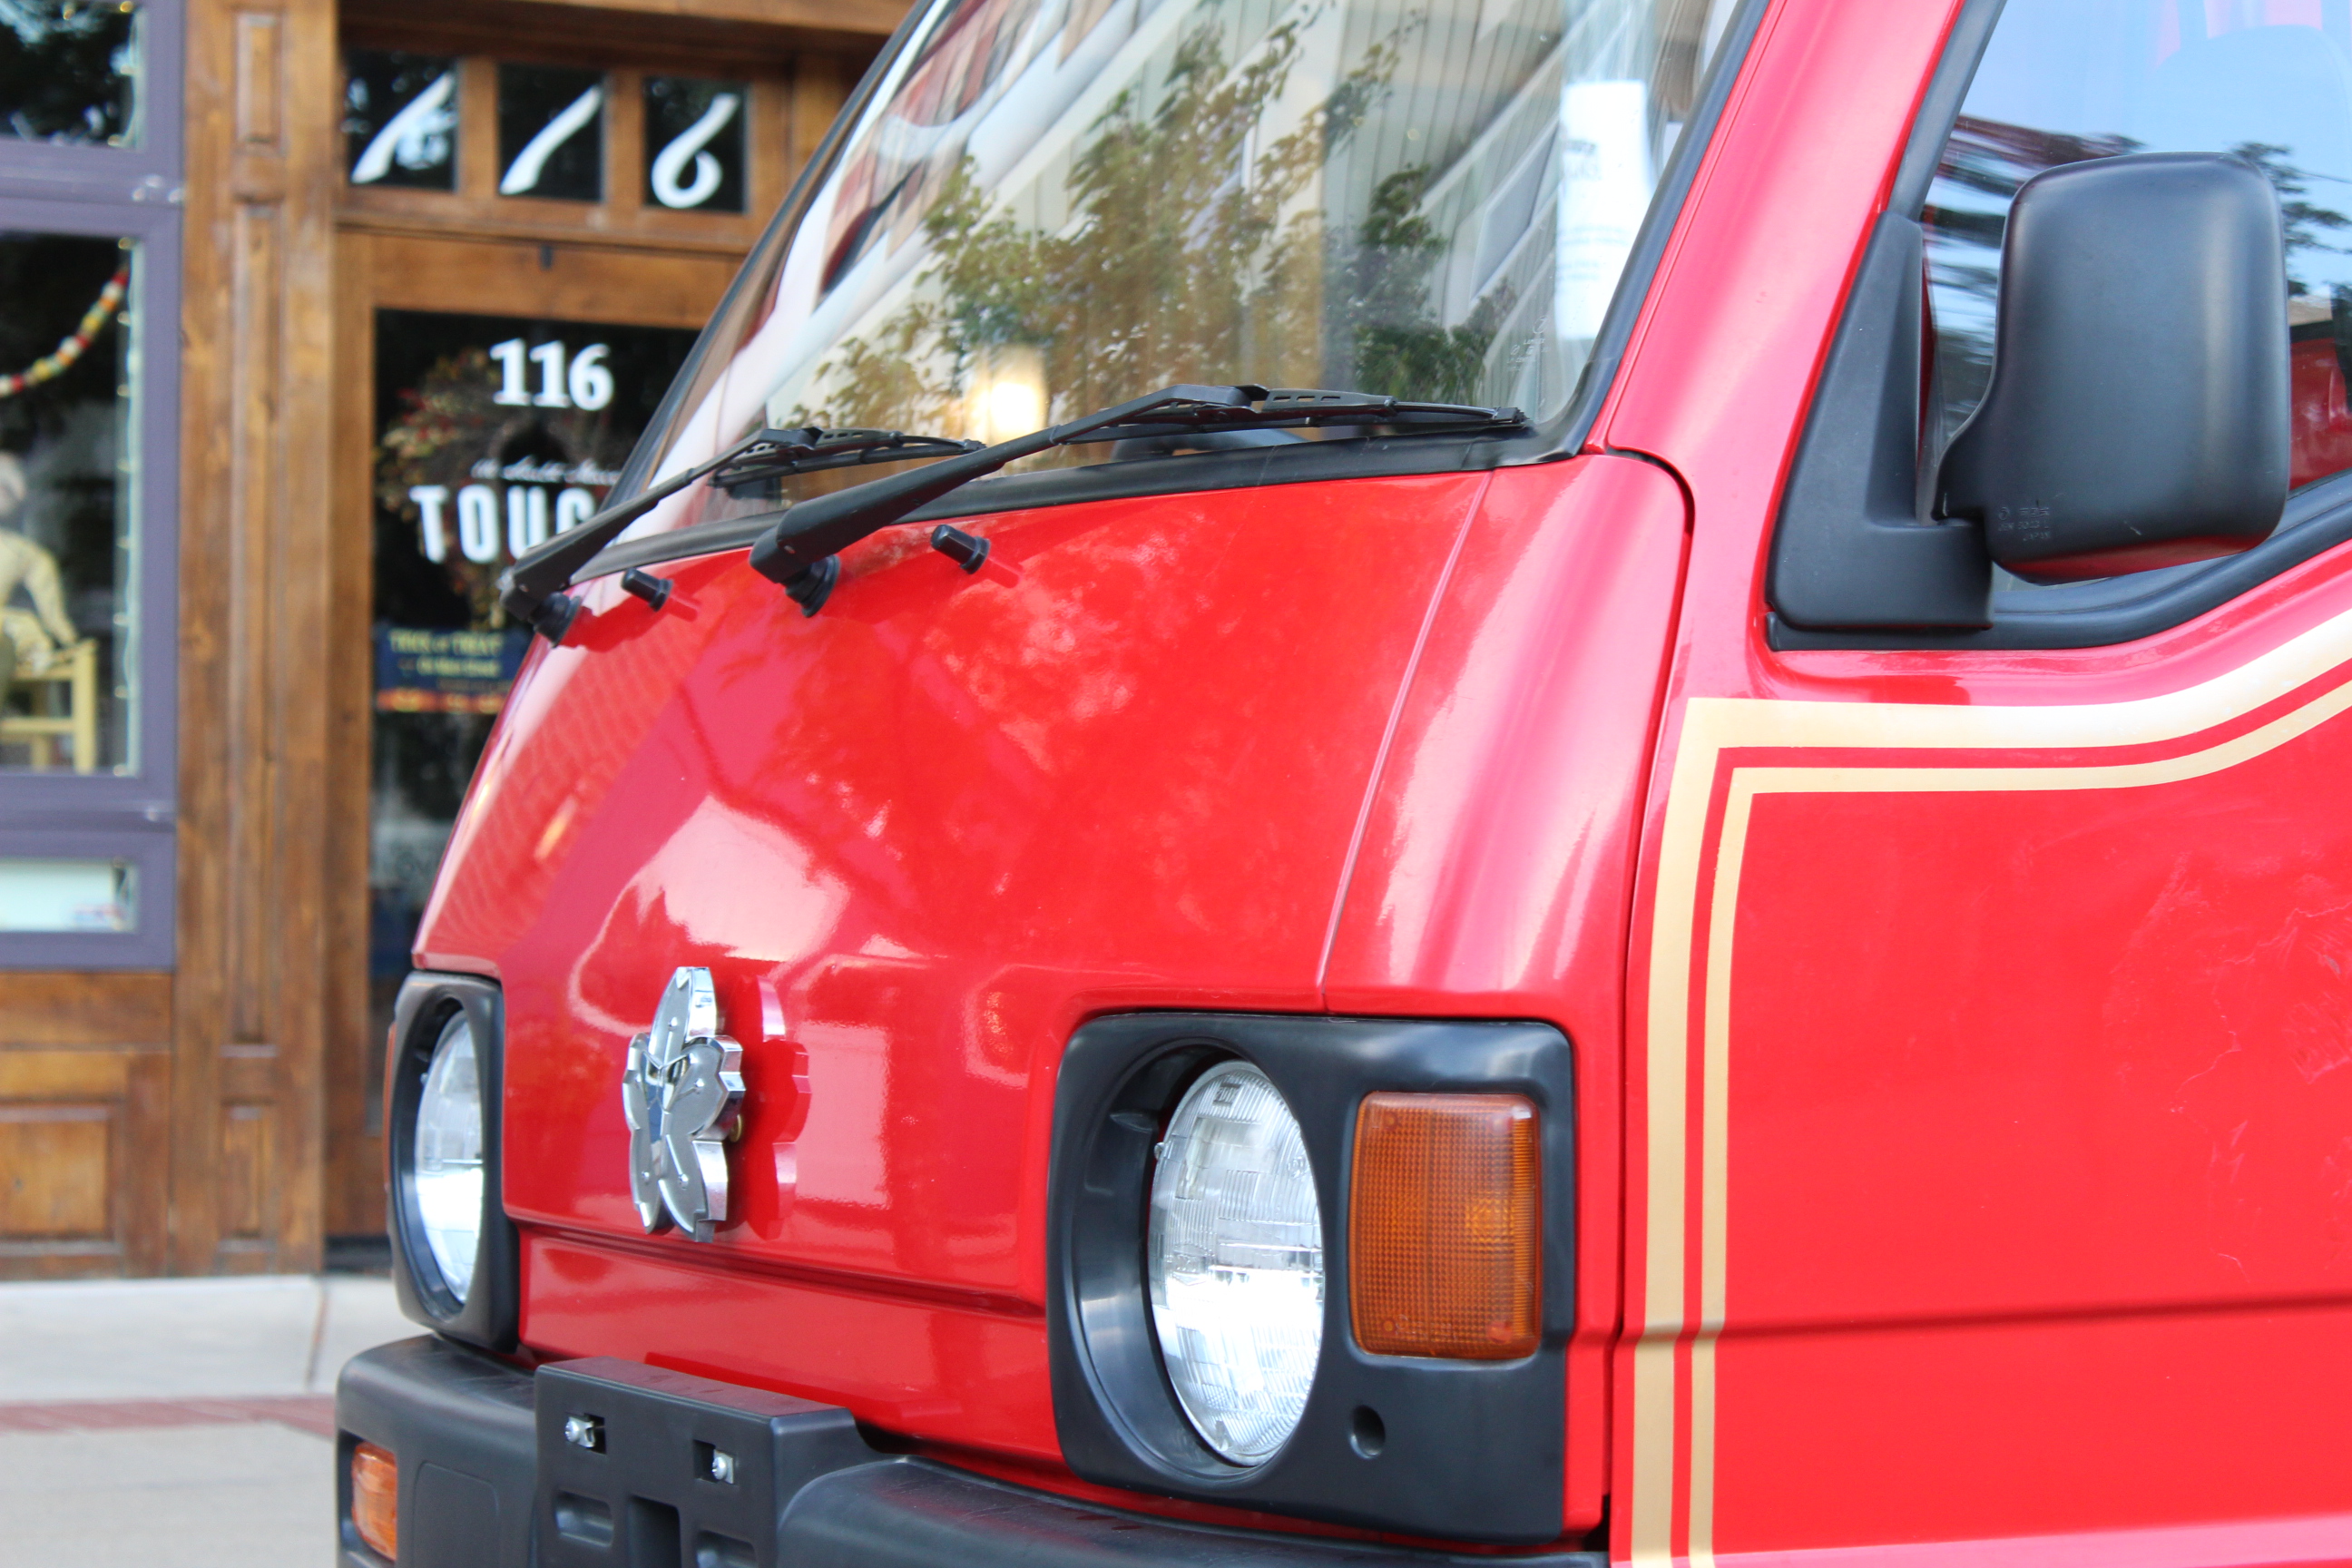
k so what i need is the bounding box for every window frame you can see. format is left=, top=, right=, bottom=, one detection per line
left=0, top=1, right=182, bottom=969
left=0, top=0, right=185, bottom=206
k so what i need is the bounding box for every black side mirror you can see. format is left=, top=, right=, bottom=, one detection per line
left=1939, top=152, right=2289, bottom=583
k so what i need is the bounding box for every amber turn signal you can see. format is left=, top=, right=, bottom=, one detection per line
left=350, top=1441, right=398, bottom=1560
left=1349, top=1093, right=1540, bottom=1358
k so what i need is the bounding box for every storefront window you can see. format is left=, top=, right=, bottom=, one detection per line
left=0, top=0, right=140, bottom=148
left=368, top=309, right=694, bottom=1048
left=0, top=3, right=179, bottom=966
left=0, top=231, right=137, bottom=775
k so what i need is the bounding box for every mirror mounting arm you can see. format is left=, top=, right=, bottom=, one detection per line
left=1767, top=212, right=1994, bottom=632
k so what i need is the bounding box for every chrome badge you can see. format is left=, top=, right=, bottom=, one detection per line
left=622, top=966, right=745, bottom=1241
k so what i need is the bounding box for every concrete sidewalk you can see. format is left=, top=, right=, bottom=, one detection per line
left=0, top=1274, right=416, bottom=1566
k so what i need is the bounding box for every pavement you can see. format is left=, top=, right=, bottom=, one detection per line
left=0, top=1273, right=416, bottom=1566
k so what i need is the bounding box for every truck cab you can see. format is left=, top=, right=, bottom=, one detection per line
left=337, top=0, right=2352, bottom=1563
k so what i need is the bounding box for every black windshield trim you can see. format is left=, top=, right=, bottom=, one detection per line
left=576, top=434, right=1546, bottom=583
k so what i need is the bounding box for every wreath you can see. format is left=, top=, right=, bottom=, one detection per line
left=0, top=266, right=130, bottom=399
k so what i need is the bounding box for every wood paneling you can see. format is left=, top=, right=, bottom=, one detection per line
left=343, top=0, right=899, bottom=67
left=0, top=973, right=171, bottom=1049
left=177, top=0, right=340, bottom=1275
left=0, top=1039, right=171, bottom=1277
left=365, top=232, right=739, bottom=325
left=324, top=229, right=378, bottom=1242
left=0, top=1107, right=112, bottom=1237
left=220, top=1104, right=274, bottom=1240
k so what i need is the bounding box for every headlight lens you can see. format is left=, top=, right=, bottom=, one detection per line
left=1146, top=1061, right=1324, bottom=1465
left=414, top=1012, right=485, bottom=1302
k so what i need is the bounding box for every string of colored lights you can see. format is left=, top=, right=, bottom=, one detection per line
left=0, top=267, right=131, bottom=399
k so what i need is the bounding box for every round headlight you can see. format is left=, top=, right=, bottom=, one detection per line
left=1146, top=1060, right=1324, bottom=1465
left=414, top=1012, right=485, bottom=1302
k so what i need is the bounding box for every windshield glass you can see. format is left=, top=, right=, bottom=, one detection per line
left=630, top=0, right=1741, bottom=535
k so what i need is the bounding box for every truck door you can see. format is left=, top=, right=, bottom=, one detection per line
left=1616, top=0, right=2352, bottom=1560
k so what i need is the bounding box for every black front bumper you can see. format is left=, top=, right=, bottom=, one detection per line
left=334, top=1337, right=1605, bottom=1568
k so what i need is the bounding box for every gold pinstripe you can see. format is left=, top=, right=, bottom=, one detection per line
left=1633, top=602, right=2352, bottom=1564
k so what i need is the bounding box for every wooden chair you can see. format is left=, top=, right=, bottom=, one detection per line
left=1, top=638, right=99, bottom=772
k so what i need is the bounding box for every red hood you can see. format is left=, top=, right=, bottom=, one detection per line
left=414, top=456, right=1685, bottom=1485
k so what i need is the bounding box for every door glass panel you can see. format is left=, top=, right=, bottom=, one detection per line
left=0, top=232, right=137, bottom=774
left=496, top=64, right=605, bottom=201
left=368, top=310, right=696, bottom=1120
left=644, top=75, right=747, bottom=213
left=0, top=1, right=140, bottom=147
left=345, top=50, right=459, bottom=191
left=1927, top=0, right=2352, bottom=490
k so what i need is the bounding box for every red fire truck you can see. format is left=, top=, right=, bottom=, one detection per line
left=335, top=0, right=2352, bottom=1562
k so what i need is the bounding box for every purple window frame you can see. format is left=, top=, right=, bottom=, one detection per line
left=0, top=1, right=184, bottom=970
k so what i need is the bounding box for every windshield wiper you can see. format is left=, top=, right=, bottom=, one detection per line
left=501, top=426, right=981, bottom=642
left=748, top=385, right=1525, bottom=613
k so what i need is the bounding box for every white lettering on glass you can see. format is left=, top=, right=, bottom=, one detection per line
left=530, top=340, right=571, bottom=407
left=507, top=485, right=550, bottom=556
left=350, top=72, right=456, bottom=184
left=650, top=93, right=740, bottom=209
left=409, top=485, right=451, bottom=563
left=456, top=484, right=502, bottom=563
left=567, top=344, right=612, bottom=410
left=489, top=338, right=531, bottom=406
left=555, top=486, right=597, bottom=533
left=499, top=85, right=603, bottom=196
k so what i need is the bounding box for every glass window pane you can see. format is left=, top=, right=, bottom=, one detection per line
left=623, top=0, right=1744, bottom=535
left=0, top=1, right=140, bottom=147
left=0, top=857, right=133, bottom=932
left=645, top=76, right=747, bottom=212
left=345, top=50, right=458, bottom=191
left=0, top=232, right=136, bottom=775
left=368, top=310, right=697, bottom=1109
left=497, top=64, right=605, bottom=201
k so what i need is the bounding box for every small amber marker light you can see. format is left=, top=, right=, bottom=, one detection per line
left=350, top=1441, right=398, bottom=1560
left=1349, top=1093, right=1541, bottom=1359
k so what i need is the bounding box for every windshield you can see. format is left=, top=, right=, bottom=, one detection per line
left=627, top=0, right=1741, bottom=536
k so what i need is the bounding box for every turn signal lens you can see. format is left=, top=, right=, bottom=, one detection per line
left=1349, top=1093, right=1540, bottom=1358
left=350, top=1441, right=398, bottom=1559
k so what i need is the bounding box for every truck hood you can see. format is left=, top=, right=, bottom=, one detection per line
left=416, top=471, right=1487, bottom=1403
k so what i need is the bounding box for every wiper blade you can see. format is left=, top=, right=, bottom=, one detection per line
left=748, top=385, right=1524, bottom=612
left=500, top=425, right=981, bottom=642
left=708, top=426, right=982, bottom=497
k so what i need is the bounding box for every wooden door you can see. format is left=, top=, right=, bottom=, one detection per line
left=323, top=231, right=740, bottom=1242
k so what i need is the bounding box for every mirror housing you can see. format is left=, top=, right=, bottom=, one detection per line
left=1938, top=152, right=2289, bottom=583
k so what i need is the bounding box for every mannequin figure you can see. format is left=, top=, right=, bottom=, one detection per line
left=0, top=452, right=83, bottom=695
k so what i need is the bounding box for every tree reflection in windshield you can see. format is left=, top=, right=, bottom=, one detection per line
left=796, top=20, right=1399, bottom=441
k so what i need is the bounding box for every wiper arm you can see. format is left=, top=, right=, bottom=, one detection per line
left=748, top=385, right=1524, bottom=612
left=500, top=425, right=982, bottom=642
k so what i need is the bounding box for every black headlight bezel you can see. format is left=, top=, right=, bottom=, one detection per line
left=1046, top=1013, right=1575, bottom=1545
left=387, top=971, right=519, bottom=1351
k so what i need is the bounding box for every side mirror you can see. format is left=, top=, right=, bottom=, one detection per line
left=1939, top=152, right=2289, bottom=583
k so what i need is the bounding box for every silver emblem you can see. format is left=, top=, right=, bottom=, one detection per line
left=622, top=966, right=745, bottom=1241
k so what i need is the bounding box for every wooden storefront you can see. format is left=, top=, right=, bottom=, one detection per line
left=0, top=0, right=896, bottom=1277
